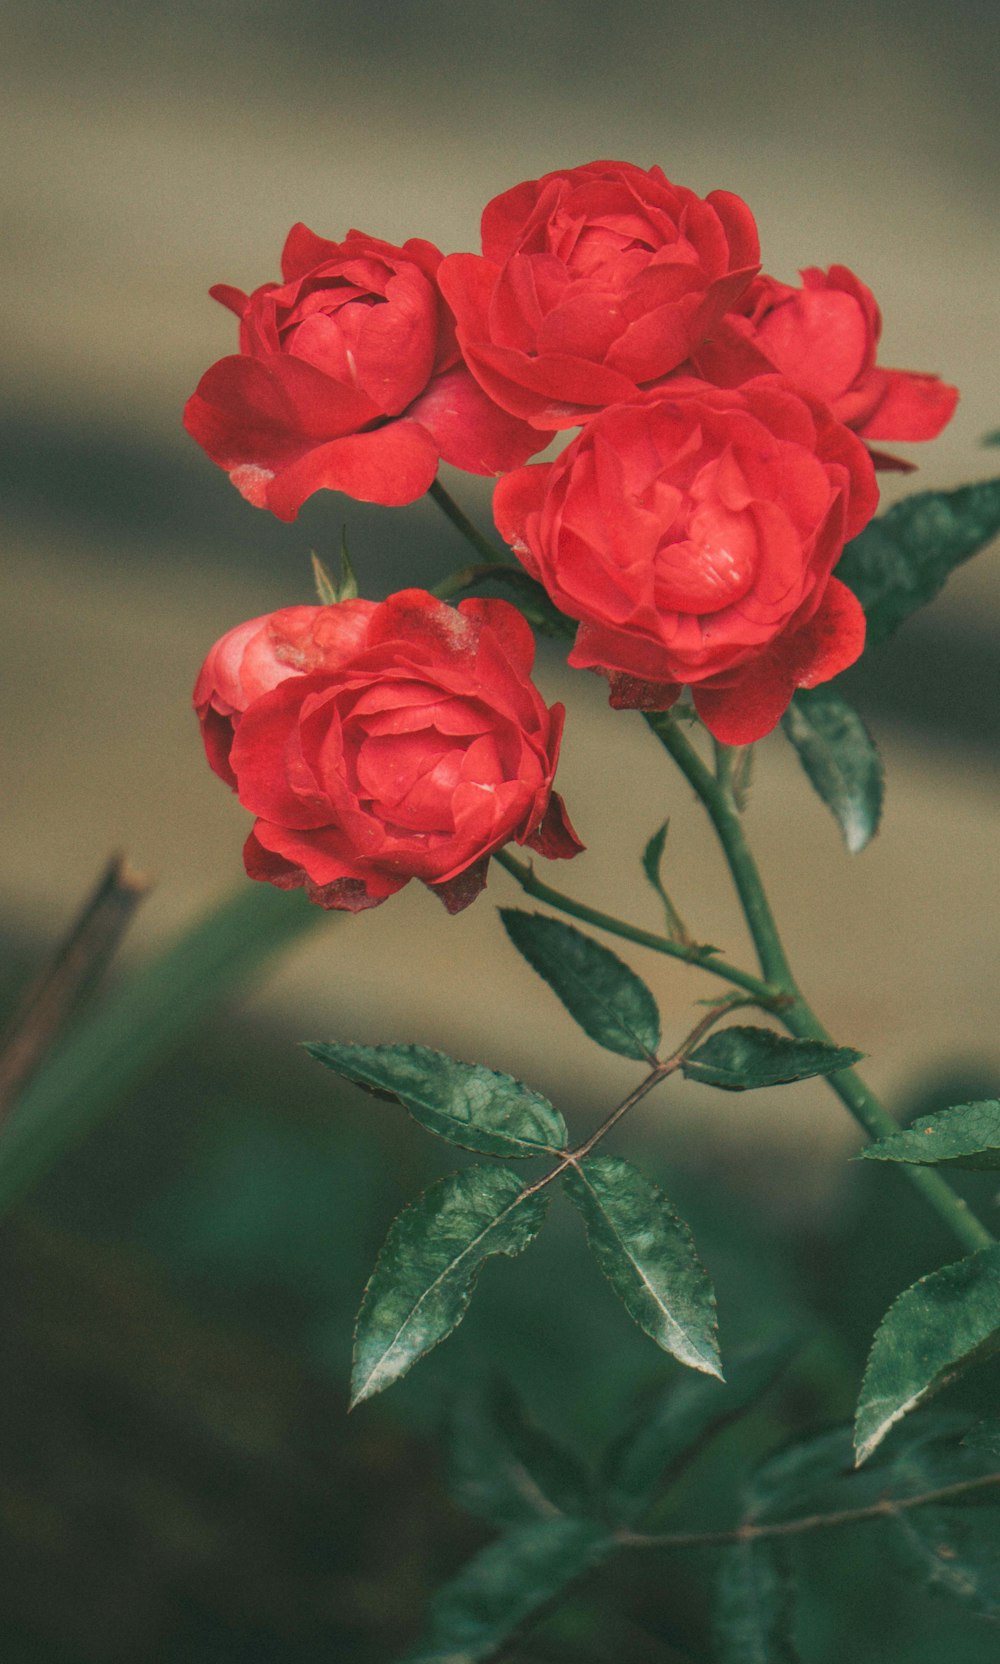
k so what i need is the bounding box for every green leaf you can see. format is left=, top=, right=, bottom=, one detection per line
left=682, top=1027, right=861, bottom=1092
left=641, top=822, right=689, bottom=942
left=305, top=1041, right=567, bottom=1159
left=858, top=1100, right=1000, bottom=1171
left=854, top=1245, right=1000, bottom=1464
left=448, top=1380, right=593, bottom=1528
left=562, top=1155, right=721, bottom=1377
left=837, top=477, right=1000, bottom=646
left=500, top=910, right=661, bottom=1062
left=963, top=1419, right=1000, bottom=1456
left=982, top=428, right=1000, bottom=447
left=713, top=1540, right=801, bottom=1664
left=401, top=1517, right=611, bottom=1663
left=310, top=550, right=338, bottom=605
left=781, top=689, right=883, bottom=854
left=602, top=1344, right=792, bottom=1525
left=351, top=1166, right=547, bottom=1407
left=886, top=1424, right=1000, bottom=1619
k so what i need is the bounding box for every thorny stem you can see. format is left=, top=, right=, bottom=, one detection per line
left=644, top=712, right=994, bottom=1255
left=494, top=849, right=782, bottom=1004
left=618, top=1468, right=1000, bottom=1551
left=428, top=478, right=508, bottom=566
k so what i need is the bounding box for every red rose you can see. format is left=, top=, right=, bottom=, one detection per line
left=494, top=379, right=880, bottom=745
left=196, top=590, right=582, bottom=913
left=438, top=160, right=760, bottom=431
left=194, top=598, right=378, bottom=787
left=690, top=266, right=958, bottom=470
left=184, top=226, right=552, bottom=520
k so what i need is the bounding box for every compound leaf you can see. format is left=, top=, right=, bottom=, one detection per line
left=352, top=1166, right=547, bottom=1407
left=562, top=1155, right=721, bottom=1378
left=682, top=1027, right=860, bottom=1092
left=306, top=1041, right=566, bottom=1158
left=500, top=910, right=661, bottom=1062
left=781, top=688, right=883, bottom=854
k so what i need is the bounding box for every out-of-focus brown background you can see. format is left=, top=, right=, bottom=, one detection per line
left=2, top=0, right=999, bottom=1157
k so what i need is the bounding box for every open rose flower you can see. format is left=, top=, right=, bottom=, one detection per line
left=689, top=266, right=958, bottom=470
left=438, top=160, right=760, bottom=431
left=183, top=226, right=552, bottom=520
left=494, top=379, right=880, bottom=745
left=195, top=590, right=582, bottom=912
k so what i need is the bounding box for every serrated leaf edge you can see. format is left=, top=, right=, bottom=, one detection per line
left=500, top=909, right=661, bottom=1062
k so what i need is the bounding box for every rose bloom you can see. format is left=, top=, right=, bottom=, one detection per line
left=438, top=159, right=760, bottom=431
left=183, top=225, right=552, bottom=520
left=195, top=590, right=582, bottom=913
left=494, top=379, right=880, bottom=745
left=689, top=266, right=958, bottom=470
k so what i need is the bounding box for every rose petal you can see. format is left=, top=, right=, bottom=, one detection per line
left=265, top=421, right=440, bottom=519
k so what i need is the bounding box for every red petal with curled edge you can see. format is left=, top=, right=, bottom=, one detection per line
left=857, top=368, right=959, bottom=443
left=427, top=856, right=491, bottom=914
left=692, top=577, right=866, bottom=744
left=264, top=421, right=439, bottom=519
left=406, top=363, right=555, bottom=474
left=245, top=824, right=404, bottom=911
left=522, top=791, right=585, bottom=859
left=184, top=353, right=379, bottom=472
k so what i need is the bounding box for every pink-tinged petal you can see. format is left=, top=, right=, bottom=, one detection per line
left=209, top=283, right=249, bottom=318
left=457, top=596, right=538, bottom=678
left=493, top=464, right=553, bottom=574
left=364, top=588, right=481, bottom=660
left=406, top=364, right=555, bottom=473
left=857, top=369, right=959, bottom=442
left=427, top=856, right=491, bottom=913
left=184, top=353, right=380, bottom=472
left=199, top=706, right=238, bottom=787
left=265, top=421, right=439, bottom=519
left=605, top=672, right=684, bottom=712
left=522, top=791, right=584, bottom=859
left=693, top=577, right=866, bottom=743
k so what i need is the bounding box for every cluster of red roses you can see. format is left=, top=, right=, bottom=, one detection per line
left=187, top=160, right=956, bottom=913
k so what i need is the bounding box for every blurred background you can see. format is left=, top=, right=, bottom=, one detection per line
left=1, top=0, right=999, bottom=1658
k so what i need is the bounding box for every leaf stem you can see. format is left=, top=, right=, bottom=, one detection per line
left=643, top=713, right=994, bottom=1255
left=618, top=1467, right=1000, bottom=1550
left=494, top=849, right=782, bottom=1004
left=428, top=477, right=507, bottom=566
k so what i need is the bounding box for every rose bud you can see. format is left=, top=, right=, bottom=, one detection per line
left=195, top=590, right=582, bottom=913
left=438, top=159, right=760, bottom=431
left=494, top=379, right=880, bottom=746
left=689, top=266, right=958, bottom=470
left=183, top=226, right=553, bottom=520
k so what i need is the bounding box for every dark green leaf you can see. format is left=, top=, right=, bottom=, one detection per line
left=352, top=1166, right=547, bottom=1407
left=602, top=1344, right=792, bottom=1525
left=305, top=1041, right=567, bottom=1158
left=682, top=1027, right=861, bottom=1092
left=885, top=1424, right=1000, bottom=1619
left=562, top=1155, right=721, bottom=1377
left=963, top=1419, right=1000, bottom=1456
left=713, top=1540, right=801, bottom=1664
left=449, top=1380, right=593, bottom=1528
left=837, top=477, right=1000, bottom=646
left=401, top=1518, right=611, bottom=1663
left=781, top=688, right=883, bottom=854
left=858, top=1100, right=1000, bottom=1171
left=447, top=564, right=574, bottom=638
left=854, top=1245, right=1000, bottom=1464
left=982, top=429, right=1000, bottom=447
left=641, top=822, right=689, bottom=942
left=500, top=910, right=661, bottom=1062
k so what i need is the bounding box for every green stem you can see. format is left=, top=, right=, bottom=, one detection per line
left=644, top=713, right=993, bottom=1255
left=0, top=884, right=324, bottom=1218
left=428, top=478, right=507, bottom=566
left=494, top=848, right=781, bottom=1003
